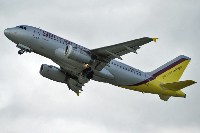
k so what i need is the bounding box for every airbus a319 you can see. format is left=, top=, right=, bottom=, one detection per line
left=4, top=25, right=196, bottom=101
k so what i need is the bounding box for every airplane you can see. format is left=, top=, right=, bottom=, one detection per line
left=4, top=25, right=196, bottom=101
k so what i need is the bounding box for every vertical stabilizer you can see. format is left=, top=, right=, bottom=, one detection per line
left=149, top=55, right=191, bottom=83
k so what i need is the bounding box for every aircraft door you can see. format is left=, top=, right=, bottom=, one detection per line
left=33, top=29, right=40, bottom=39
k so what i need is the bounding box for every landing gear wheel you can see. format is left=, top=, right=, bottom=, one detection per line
left=82, top=67, right=94, bottom=79
left=86, top=71, right=94, bottom=79
left=18, top=50, right=24, bottom=55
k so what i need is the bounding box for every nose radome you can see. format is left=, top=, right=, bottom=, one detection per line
left=4, top=28, right=10, bottom=37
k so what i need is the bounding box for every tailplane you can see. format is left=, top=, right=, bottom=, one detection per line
left=159, top=95, right=170, bottom=101
left=161, top=80, right=196, bottom=91
left=159, top=80, right=196, bottom=101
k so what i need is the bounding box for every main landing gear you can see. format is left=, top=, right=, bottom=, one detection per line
left=82, top=67, right=94, bottom=79
left=77, top=67, right=93, bottom=85
left=18, top=50, right=25, bottom=55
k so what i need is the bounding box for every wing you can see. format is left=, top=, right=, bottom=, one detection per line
left=91, top=37, right=158, bottom=70
left=91, top=37, right=157, bottom=60
left=52, top=60, right=90, bottom=96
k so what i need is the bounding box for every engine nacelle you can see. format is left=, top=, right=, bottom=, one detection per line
left=55, top=45, right=93, bottom=64
left=39, top=64, right=67, bottom=83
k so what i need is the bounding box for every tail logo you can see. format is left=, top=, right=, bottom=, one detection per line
left=162, top=66, right=182, bottom=80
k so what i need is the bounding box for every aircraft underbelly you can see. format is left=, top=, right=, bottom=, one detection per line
left=121, top=79, right=162, bottom=94
left=103, top=67, right=144, bottom=85
left=120, top=79, right=185, bottom=97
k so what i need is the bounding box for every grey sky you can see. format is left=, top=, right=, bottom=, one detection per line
left=0, top=0, right=200, bottom=133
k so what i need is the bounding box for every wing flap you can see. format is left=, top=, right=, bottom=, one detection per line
left=67, top=78, right=83, bottom=96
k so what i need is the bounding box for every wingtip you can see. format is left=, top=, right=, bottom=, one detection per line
left=193, top=81, right=197, bottom=84
left=152, top=38, right=158, bottom=42
left=188, top=80, right=197, bottom=85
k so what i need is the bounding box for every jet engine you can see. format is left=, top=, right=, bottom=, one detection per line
left=55, top=45, right=94, bottom=64
left=39, top=64, right=67, bottom=83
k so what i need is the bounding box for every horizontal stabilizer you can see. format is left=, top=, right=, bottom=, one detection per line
left=161, top=80, right=196, bottom=91
left=159, top=94, right=171, bottom=101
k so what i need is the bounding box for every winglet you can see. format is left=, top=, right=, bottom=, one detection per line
left=152, top=38, right=158, bottom=42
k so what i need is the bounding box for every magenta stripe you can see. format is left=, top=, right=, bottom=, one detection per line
left=128, top=58, right=187, bottom=86
left=152, top=58, right=186, bottom=78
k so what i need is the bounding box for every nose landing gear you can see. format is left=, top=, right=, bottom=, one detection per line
left=16, top=43, right=32, bottom=55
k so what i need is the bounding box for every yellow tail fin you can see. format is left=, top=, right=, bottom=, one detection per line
left=150, top=55, right=191, bottom=83
left=149, top=55, right=196, bottom=101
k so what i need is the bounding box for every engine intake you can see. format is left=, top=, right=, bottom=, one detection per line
left=40, top=64, right=67, bottom=83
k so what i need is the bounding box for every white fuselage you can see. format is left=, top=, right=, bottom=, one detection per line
left=4, top=25, right=149, bottom=87
left=5, top=25, right=195, bottom=100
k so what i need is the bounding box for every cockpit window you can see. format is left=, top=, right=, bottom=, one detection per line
left=18, top=26, right=27, bottom=30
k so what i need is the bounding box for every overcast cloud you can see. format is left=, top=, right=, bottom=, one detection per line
left=0, top=0, right=200, bottom=133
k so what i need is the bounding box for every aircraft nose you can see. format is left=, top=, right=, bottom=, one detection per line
left=4, top=28, right=10, bottom=37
